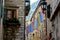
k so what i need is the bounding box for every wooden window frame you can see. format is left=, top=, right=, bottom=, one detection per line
left=6, top=9, right=17, bottom=19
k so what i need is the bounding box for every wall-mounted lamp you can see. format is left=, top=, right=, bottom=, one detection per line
left=41, top=0, right=47, bottom=11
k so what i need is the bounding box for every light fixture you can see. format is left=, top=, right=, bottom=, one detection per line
left=25, top=2, right=30, bottom=6
left=41, top=0, right=47, bottom=11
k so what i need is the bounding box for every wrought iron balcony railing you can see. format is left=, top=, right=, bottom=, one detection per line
left=3, top=17, right=20, bottom=26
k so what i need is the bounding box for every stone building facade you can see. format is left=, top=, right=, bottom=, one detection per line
left=3, top=0, right=25, bottom=40
left=46, top=0, right=60, bottom=40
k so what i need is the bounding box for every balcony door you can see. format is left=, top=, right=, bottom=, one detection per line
left=4, top=9, right=18, bottom=40
left=6, top=9, right=17, bottom=19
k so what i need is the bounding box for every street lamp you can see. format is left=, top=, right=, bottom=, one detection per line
left=41, top=0, right=47, bottom=40
left=41, top=0, right=47, bottom=11
left=25, top=0, right=30, bottom=16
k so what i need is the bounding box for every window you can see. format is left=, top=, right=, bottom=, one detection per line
left=7, top=10, right=11, bottom=18
left=6, top=9, right=17, bottom=19
left=12, top=10, right=16, bottom=18
left=52, top=21, right=55, bottom=32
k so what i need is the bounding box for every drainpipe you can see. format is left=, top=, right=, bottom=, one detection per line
left=0, top=0, right=5, bottom=40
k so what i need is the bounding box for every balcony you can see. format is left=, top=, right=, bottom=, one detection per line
left=3, top=17, right=20, bottom=40
left=3, top=17, right=20, bottom=26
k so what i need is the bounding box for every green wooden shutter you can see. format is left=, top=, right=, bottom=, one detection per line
left=3, top=7, right=6, bottom=24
